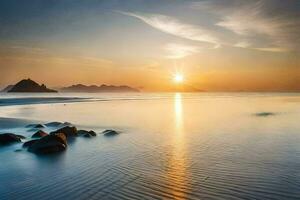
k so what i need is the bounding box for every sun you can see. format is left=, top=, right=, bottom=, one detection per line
left=173, top=73, right=184, bottom=83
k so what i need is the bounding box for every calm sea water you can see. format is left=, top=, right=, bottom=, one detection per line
left=0, top=93, right=300, bottom=200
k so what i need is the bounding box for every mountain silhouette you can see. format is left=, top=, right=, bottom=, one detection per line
left=60, top=84, right=139, bottom=93
left=7, top=79, right=57, bottom=93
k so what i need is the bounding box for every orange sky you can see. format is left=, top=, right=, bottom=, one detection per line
left=0, top=0, right=299, bottom=92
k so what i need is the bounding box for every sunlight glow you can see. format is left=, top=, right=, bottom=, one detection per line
left=174, top=74, right=184, bottom=83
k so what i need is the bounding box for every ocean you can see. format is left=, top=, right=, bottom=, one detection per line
left=0, top=92, right=300, bottom=199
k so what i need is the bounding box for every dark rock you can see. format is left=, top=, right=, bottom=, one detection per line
left=26, top=123, right=45, bottom=129
left=34, top=124, right=45, bottom=128
left=16, top=134, right=26, bottom=139
left=102, top=130, right=119, bottom=136
left=255, top=112, right=275, bottom=117
left=78, top=130, right=96, bottom=137
left=45, top=122, right=63, bottom=127
left=14, top=149, right=22, bottom=152
left=83, top=133, right=92, bottom=138
left=23, top=139, right=39, bottom=148
left=32, top=130, right=48, bottom=138
left=26, top=124, right=37, bottom=128
left=63, top=122, right=73, bottom=126
left=27, top=128, right=38, bottom=132
left=50, top=126, right=78, bottom=137
left=28, top=133, right=67, bottom=154
left=0, top=133, right=25, bottom=145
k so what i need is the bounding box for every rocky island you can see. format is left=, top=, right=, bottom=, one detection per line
left=60, top=84, right=139, bottom=93
left=6, top=79, right=57, bottom=93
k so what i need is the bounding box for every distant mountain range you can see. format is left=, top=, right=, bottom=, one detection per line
left=2, top=79, right=57, bottom=93
left=60, top=84, right=139, bottom=93
left=1, top=79, right=139, bottom=93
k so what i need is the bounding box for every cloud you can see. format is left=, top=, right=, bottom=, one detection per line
left=192, top=0, right=300, bottom=52
left=234, top=41, right=251, bottom=48
left=118, top=11, right=220, bottom=47
left=164, top=43, right=200, bottom=59
left=214, top=1, right=288, bottom=39
left=252, top=47, right=288, bottom=53
left=119, top=1, right=299, bottom=54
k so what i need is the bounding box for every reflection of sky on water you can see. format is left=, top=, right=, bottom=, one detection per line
left=0, top=93, right=300, bottom=199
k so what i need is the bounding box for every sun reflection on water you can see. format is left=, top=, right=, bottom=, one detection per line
left=175, top=93, right=183, bottom=131
left=165, top=93, right=188, bottom=199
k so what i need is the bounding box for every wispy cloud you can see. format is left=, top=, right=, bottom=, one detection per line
left=193, top=0, right=300, bottom=52
left=164, top=43, right=200, bottom=59
left=119, top=0, right=300, bottom=54
left=215, top=1, right=290, bottom=48
left=234, top=41, right=251, bottom=48
left=252, top=47, right=289, bottom=53
left=118, top=11, right=220, bottom=48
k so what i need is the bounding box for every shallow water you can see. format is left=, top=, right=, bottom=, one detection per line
left=0, top=93, right=300, bottom=200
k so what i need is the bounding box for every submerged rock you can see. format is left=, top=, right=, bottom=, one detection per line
left=23, top=139, right=39, bottom=148
left=26, top=124, right=36, bottom=128
left=16, top=134, right=26, bottom=139
left=27, top=128, right=38, bottom=132
left=0, top=133, right=24, bottom=145
left=28, top=133, right=67, bottom=154
left=78, top=130, right=97, bottom=137
left=63, top=122, right=73, bottom=126
left=45, top=122, right=63, bottom=127
left=32, top=130, right=48, bottom=138
left=50, top=126, right=78, bottom=137
left=255, top=112, right=276, bottom=117
left=45, top=121, right=72, bottom=127
left=25, top=124, right=45, bottom=129
left=102, top=130, right=119, bottom=137
left=83, top=133, right=92, bottom=138
left=34, top=124, right=45, bottom=128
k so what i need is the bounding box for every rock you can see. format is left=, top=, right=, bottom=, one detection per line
left=26, top=123, right=45, bottom=129
left=28, top=133, right=67, bottom=154
left=255, top=112, right=275, bottom=117
left=89, top=131, right=96, bottom=136
left=32, top=130, right=48, bottom=138
left=23, top=139, right=39, bottom=148
left=102, top=130, right=119, bottom=137
left=26, top=124, right=37, bottom=128
left=27, top=128, right=38, bottom=132
left=83, top=133, right=92, bottom=138
left=16, top=134, right=26, bottom=139
left=63, top=122, right=73, bottom=126
left=14, top=149, right=22, bottom=152
left=0, top=133, right=24, bottom=145
left=34, top=124, right=45, bottom=128
left=78, top=130, right=96, bottom=137
left=50, top=126, right=78, bottom=137
left=45, top=122, right=63, bottom=127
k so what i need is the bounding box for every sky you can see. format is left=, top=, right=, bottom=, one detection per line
left=0, top=0, right=299, bottom=92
